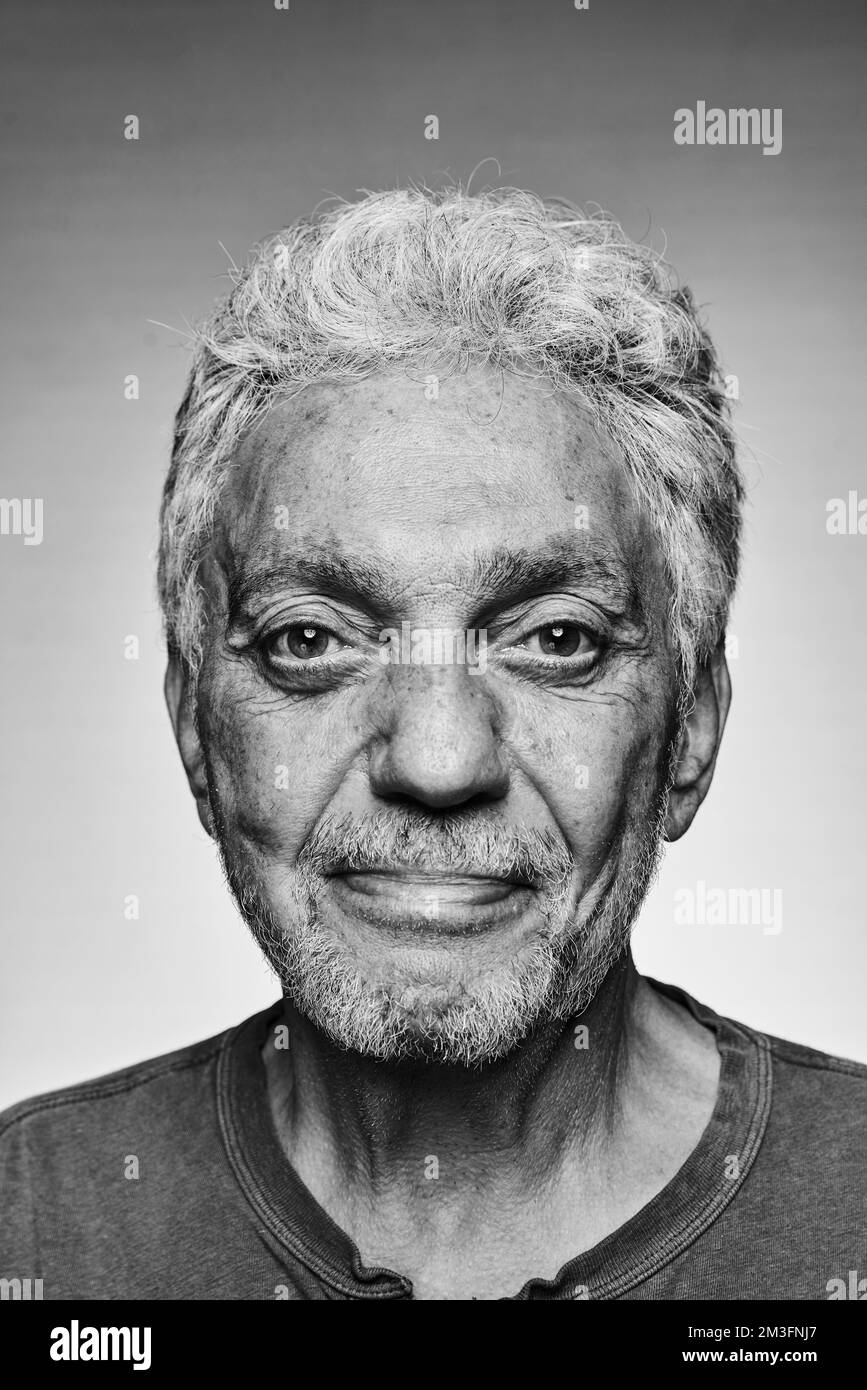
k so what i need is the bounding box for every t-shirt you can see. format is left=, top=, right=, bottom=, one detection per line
left=1, top=981, right=865, bottom=1301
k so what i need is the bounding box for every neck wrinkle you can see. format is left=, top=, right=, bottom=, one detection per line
left=265, top=950, right=639, bottom=1199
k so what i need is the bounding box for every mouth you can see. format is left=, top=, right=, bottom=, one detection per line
left=327, top=869, right=536, bottom=933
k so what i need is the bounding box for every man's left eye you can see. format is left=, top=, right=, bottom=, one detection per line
left=269, top=624, right=342, bottom=661
left=521, top=623, right=596, bottom=659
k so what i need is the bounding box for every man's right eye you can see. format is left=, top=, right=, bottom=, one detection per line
left=267, top=624, right=342, bottom=662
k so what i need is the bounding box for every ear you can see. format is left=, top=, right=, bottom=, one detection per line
left=664, top=643, right=732, bottom=842
left=164, top=654, right=214, bottom=838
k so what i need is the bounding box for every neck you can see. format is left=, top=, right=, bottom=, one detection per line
left=262, top=955, right=721, bottom=1297
left=266, top=952, right=639, bottom=1193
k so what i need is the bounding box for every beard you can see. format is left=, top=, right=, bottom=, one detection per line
left=208, top=741, right=678, bottom=1068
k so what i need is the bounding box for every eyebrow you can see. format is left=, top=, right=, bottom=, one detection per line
left=470, top=540, right=640, bottom=617
left=227, top=536, right=642, bottom=625
left=227, top=551, right=401, bottom=622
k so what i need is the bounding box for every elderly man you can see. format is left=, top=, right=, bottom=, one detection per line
left=2, top=187, right=864, bottom=1302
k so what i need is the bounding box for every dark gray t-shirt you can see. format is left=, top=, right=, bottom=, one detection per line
left=1, top=982, right=865, bottom=1300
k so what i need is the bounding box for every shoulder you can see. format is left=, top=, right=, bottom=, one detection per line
left=762, top=1030, right=867, bottom=1138
left=0, top=1007, right=280, bottom=1220
left=653, top=977, right=867, bottom=1158
left=0, top=1028, right=225, bottom=1270
left=721, top=1011, right=867, bottom=1220
left=0, top=1006, right=280, bottom=1290
left=0, top=1028, right=228, bottom=1155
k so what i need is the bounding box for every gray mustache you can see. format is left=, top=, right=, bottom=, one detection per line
left=298, top=812, right=574, bottom=888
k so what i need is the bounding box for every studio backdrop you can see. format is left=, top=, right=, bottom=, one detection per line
left=1, top=0, right=865, bottom=1108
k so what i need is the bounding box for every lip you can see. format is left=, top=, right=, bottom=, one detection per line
left=328, top=870, right=535, bottom=932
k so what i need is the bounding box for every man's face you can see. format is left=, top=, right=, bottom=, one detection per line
left=186, top=367, right=682, bottom=1063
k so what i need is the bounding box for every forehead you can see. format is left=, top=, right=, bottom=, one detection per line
left=215, top=368, right=655, bottom=596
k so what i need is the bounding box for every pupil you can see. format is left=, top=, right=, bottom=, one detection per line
left=287, top=625, right=328, bottom=659
left=540, top=623, right=581, bottom=657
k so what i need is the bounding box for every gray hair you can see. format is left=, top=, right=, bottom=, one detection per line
left=158, top=185, right=743, bottom=695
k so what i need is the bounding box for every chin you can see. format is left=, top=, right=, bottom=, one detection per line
left=278, top=921, right=587, bottom=1066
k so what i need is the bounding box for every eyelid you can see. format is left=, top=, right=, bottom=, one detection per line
left=511, top=627, right=603, bottom=661
left=236, top=590, right=360, bottom=629
left=263, top=619, right=354, bottom=663
left=253, top=605, right=371, bottom=649
left=254, top=624, right=371, bottom=689
left=265, top=617, right=343, bottom=640
left=492, top=615, right=610, bottom=679
left=269, top=623, right=344, bottom=650
left=496, top=606, right=611, bottom=647
left=521, top=620, right=601, bottom=643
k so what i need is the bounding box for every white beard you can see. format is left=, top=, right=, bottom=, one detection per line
left=213, top=776, right=672, bottom=1067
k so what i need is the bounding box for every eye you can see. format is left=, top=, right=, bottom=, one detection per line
left=523, top=622, right=596, bottom=659
left=268, top=623, right=342, bottom=662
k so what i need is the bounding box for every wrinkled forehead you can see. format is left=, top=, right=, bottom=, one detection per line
left=211, top=370, right=662, bottom=605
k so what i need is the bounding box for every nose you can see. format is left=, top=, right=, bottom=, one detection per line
left=368, top=666, right=510, bottom=810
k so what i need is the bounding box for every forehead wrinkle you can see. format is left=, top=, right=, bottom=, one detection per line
left=349, top=417, right=513, bottom=466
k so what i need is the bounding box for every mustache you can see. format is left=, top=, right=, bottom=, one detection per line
left=296, top=811, right=574, bottom=889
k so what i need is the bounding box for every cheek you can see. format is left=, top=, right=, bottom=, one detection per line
left=199, top=672, right=366, bottom=860
left=507, top=691, right=669, bottom=873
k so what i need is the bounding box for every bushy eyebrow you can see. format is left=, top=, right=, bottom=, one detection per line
left=227, top=550, right=401, bottom=622
left=470, top=540, right=639, bottom=616
left=227, top=536, right=642, bottom=624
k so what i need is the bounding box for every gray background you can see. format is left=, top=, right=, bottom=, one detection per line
left=2, top=0, right=865, bottom=1107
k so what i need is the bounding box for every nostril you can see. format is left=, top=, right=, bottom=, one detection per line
left=369, top=749, right=510, bottom=810
left=375, top=785, right=507, bottom=814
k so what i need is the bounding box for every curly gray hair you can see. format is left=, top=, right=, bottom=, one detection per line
left=158, top=185, right=743, bottom=696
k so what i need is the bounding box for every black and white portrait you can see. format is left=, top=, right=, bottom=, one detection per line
left=1, top=0, right=865, bottom=1322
